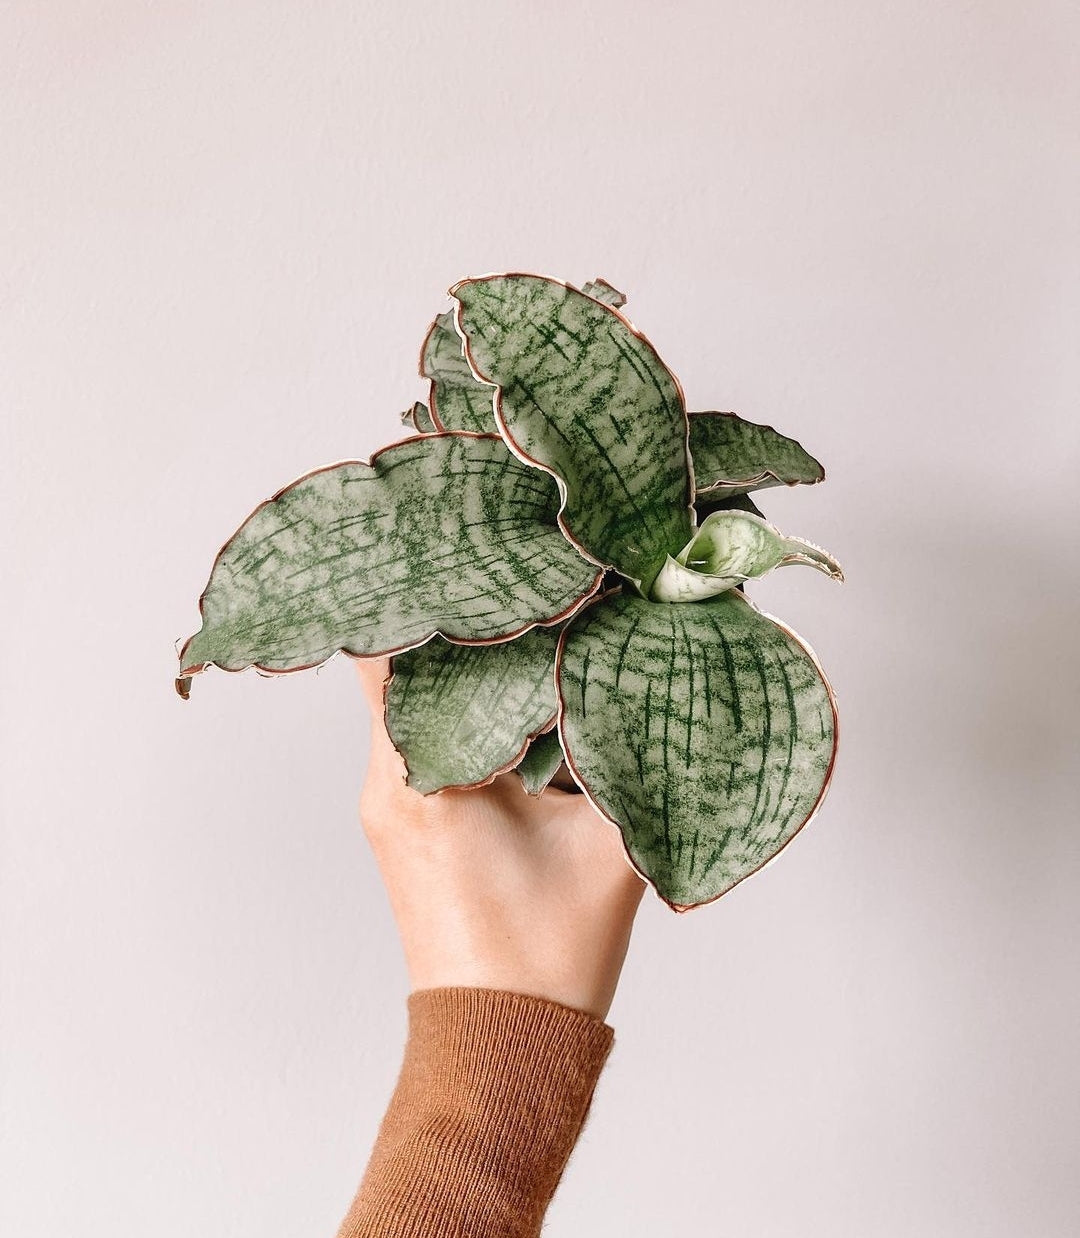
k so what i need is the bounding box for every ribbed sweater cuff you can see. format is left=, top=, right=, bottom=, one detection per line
left=336, top=987, right=615, bottom=1238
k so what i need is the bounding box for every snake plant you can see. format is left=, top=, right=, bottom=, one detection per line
left=178, top=274, right=843, bottom=910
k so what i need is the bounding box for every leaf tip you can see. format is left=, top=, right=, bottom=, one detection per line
left=175, top=675, right=193, bottom=700
left=580, top=277, right=628, bottom=308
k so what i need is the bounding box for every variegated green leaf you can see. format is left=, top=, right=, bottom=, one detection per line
left=400, top=401, right=438, bottom=434
left=178, top=434, right=602, bottom=691
left=689, top=411, right=824, bottom=500
left=558, top=591, right=837, bottom=909
left=651, top=510, right=844, bottom=602
left=420, top=310, right=496, bottom=433
left=452, top=275, right=693, bottom=595
left=386, top=629, right=560, bottom=793
left=580, top=278, right=627, bottom=308
left=515, top=729, right=565, bottom=796
left=418, top=279, right=627, bottom=432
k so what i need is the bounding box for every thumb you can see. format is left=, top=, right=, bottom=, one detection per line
left=353, top=655, right=409, bottom=778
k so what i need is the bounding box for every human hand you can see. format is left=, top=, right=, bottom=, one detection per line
left=355, top=658, right=646, bottom=1020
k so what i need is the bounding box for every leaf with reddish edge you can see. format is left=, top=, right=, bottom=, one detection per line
left=556, top=590, right=837, bottom=910
left=514, top=728, right=565, bottom=796
left=177, top=433, right=602, bottom=693
left=386, top=629, right=560, bottom=794
left=419, top=278, right=628, bottom=433
left=420, top=310, right=497, bottom=433
left=451, top=274, right=693, bottom=596
left=689, top=411, right=825, bottom=500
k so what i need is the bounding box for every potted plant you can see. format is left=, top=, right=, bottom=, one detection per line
left=178, top=274, right=842, bottom=910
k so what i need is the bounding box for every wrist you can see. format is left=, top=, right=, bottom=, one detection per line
left=400, top=912, right=634, bottom=1021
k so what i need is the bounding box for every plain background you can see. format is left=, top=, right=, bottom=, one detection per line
left=3, top=3, right=1078, bottom=1235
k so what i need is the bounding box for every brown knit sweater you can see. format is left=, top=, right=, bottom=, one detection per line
left=335, top=987, right=615, bottom=1237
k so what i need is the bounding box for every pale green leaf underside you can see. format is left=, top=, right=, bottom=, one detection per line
left=452, top=275, right=693, bottom=594
left=179, top=434, right=601, bottom=681
left=689, top=412, right=824, bottom=499
left=386, top=629, right=560, bottom=793
left=515, top=729, right=565, bottom=796
left=651, top=510, right=844, bottom=602
left=558, top=591, right=836, bottom=909
left=421, top=310, right=497, bottom=433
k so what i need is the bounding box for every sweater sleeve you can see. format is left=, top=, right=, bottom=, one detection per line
left=334, top=986, right=615, bottom=1238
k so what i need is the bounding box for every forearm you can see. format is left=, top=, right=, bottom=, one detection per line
left=335, top=987, right=614, bottom=1238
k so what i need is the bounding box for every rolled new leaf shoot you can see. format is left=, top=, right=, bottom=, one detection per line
left=650, top=510, right=843, bottom=603
left=684, top=511, right=843, bottom=580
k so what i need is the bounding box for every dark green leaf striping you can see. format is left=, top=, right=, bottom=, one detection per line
left=557, top=591, right=836, bottom=909
left=452, top=276, right=693, bottom=592
left=421, top=311, right=497, bottom=433
left=180, top=435, right=601, bottom=681
left=387, top=630, right=560, bottom=794
left=689, top=411, right=824, bottom=499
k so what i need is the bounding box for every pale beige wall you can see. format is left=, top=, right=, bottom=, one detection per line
left=3, top=3, right=1078, bottom=1235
